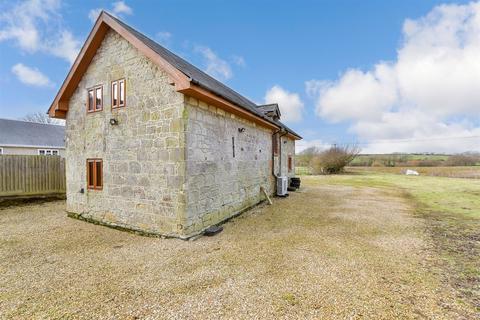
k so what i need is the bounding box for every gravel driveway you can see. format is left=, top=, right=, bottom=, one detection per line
left=0, top=177, right=473, bottom=319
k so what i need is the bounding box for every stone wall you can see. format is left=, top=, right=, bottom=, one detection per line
left=183, top=98, right=275, bottom=235
left=64, top=28, right=297, bottom=238
left=272, top=135, right=296, bottom=178
left=65, top=29, right=186, bottom=236
left=281, top=136, right=296, bottom=178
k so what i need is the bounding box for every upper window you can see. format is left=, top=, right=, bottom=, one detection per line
left=111, top=79, right=125, bottom=109
left=288, top=155, right=293, bottom=172
left=87, top=85, right=103, bottom=113
left=38, top=149, right=59, bottom=156
left=87, top=159, right=103, bottom=190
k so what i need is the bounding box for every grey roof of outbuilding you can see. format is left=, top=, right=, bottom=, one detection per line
left=107, top=13, right=301, bottom=139
left=256, top=103, right=281, bottom=117
left=0, top=119, right=65, bottom=148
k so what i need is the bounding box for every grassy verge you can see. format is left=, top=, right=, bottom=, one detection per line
left=296, top=166, right=480, bottom=179
left=350, top=166, right=480, bottom=179
left=306, top=172, right=480, bottom=311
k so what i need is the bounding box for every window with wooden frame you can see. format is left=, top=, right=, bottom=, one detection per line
left=87, top=85, right=103, bottom=112
left=111, top=79, right=125, bottom=109
left=272, top=134, right=278, bottom=155
left=87, top=159, right=103, bottom=190
left=288, top=155, right=293, bottom=172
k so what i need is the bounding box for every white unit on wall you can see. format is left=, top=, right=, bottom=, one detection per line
left=276, top=176, right=288, bottom=196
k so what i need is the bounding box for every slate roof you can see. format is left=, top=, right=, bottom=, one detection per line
left=107, top=13, right=301, bottom=139
left=256, top=103, right=281, bottom=118
left=0, top=119, right=65, bottom=148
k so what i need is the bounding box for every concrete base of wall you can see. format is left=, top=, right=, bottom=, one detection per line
left=67, top=211, right=183, bottom=239
left=67, top=199, right=267, bottom=240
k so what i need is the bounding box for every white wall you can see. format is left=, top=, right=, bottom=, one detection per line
left=0, top=146, right=65, bottom=157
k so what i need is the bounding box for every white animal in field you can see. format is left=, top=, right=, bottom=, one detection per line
left=405, top=169, right=419, bottom=176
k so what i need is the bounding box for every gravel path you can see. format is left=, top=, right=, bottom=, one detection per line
left=0, top=177, right=474, bottom=319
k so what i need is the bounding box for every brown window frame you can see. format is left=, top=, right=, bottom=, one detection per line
left=87, top=85, right=103, bottom=113
left=87, top=158, right=103, bottom=190
left=272, top=134, right=278, bottom=156
left=111, top=78, right=125, bottom=109
left=288, top=155, right=293, bottom=172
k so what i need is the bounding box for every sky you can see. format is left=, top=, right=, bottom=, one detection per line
left=1, top=0, right=479, bottom=154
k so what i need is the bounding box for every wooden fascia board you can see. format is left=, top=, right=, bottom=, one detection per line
left=286, top=133, right=302, bottom=140
left=48, top=12, right=190, bottom=119
left=178, top=84, right=279, bottom=131
left=48, top=17, right=108, bottom=118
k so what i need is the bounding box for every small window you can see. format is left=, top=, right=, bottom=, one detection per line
left=88, top=90, right=94, bottom=112
left=288, top=155, right=293, bottom=172
left=111, top=79, right=125, bottom=109
left=38, top=149, right=59, bottom=156
left=87, top=159, right=103, bottom=190
left=272, top=134, right=278, bottom=155
left=112, top=82, right=118, bottom=107
left=232, top=137, right=235, bottom=158
left=119, top=79, right=125, bottom=106
left=95, top=87, right=102, bottom=110
left=87, top=85, right=103, bottom=113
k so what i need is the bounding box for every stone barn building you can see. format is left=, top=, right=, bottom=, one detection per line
left=48, top=11, right=301, bottom=238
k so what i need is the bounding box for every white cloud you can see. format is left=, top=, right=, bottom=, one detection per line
left=231, top=55, right=246, bottom=67
left=88, top=8, right=102, bottom=23
left=296, top=139, right=331, bottom=153
left=88, top=1, right=133, bottom=24
left=156, top=31, right=172, bottom=45
left=47, top=30, right=81, bottom=64
left=313, top=63, right=398, bottom=122
left=0, top=0, right=60, bottom=52
left=195, top=45, right=232, bottom=80
left=112, top=1, right=133, bottom=15
left=264, top=85, right=304, bottom=123
left=308, top=2, right=480, bottom=153
left=0, top=0, right=80, bottom=64
left=12, top=63, right=53, bottom=87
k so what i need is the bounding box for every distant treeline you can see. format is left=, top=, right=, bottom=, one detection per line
left=296, top=148, right=480, bottom=168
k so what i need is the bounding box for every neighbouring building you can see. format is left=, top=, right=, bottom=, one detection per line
left=48, top=11, right=301, bottom=238
left=0, top=118, right=65, bottom=156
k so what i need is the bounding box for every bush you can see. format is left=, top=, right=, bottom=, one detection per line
left=310, top=145, right=361, bottom=174
left=446, top=155, right=479, bottom=166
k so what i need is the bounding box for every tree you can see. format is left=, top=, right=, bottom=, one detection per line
left=310, top=144, right=361, bottom=174
left=21, top=112, right=65, bottom=125
left=296, top=146, right=321, bottom=167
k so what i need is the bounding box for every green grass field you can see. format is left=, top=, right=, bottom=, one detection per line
left=296, top=165, right=480, bottom=179
left=319, top=171, right=480, bottom=218
left=350, top=154, right=451, bottom=164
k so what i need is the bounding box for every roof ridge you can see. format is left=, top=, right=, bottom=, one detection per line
left=105, top=12, right=261, bottom=109
left=48, top=11, right=301, bottom=139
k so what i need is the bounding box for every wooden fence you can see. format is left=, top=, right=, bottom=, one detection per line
left=0, top=155, right=66, bottom=198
